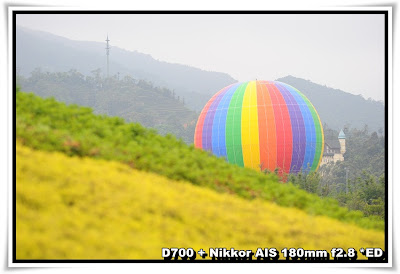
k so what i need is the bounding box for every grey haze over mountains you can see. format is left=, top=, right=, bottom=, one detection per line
left=16, top=26, right=384, bottom=133
left=276, top=76, right=384, bottom=133
left=16, top=26, right=236, bottom=111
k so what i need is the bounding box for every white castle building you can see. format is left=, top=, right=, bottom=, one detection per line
left=320, top=129, right=346, bottom=166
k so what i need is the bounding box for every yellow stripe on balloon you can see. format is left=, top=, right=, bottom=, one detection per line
left=241, top=81, right=260, bottom=170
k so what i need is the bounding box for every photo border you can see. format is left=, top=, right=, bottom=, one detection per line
left=9, top=7, right=392, bottom=267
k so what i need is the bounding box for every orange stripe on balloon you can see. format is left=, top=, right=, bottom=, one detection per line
left=264, top=81, right=293, bottom=176
left=256, top=81, right=277, bottom=173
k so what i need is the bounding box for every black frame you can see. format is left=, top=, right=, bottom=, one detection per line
left=12, top=9, right=390, bottom=264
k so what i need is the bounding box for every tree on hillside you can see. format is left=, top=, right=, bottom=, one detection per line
left=17, top=69, right=198, bottom=144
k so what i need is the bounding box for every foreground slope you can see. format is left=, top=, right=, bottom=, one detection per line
left=16, top=144, right=384, bottom=259
left=16, top=91, right=384, bottom=230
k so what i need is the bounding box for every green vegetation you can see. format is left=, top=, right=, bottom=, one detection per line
left=16, top=143, right=384, bottom=259
left=17, top=69, right=198, bottom=143
left=288, top=171, right=322, bottom=195
left=16, top=91, right=384, bottom=230
left=289, top=127, right=385, bottom=219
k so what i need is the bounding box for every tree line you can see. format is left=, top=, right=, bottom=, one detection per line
left=17, top=68, right=197, bottom=144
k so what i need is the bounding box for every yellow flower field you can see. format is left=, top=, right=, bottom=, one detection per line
left=16, top=143, right=384, bottom=260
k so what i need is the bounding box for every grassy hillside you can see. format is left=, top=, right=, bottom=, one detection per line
left=16, top=91, right=384, bottom=230
left=16, top=144, right=384, bottom=259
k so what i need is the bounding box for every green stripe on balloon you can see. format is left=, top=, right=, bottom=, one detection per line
left=297, top=92, right=323, bottom=170
left=225, top=82, right=248, bottom=167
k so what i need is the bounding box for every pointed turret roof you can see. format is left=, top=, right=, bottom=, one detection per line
left=338, top=129, right=346, bottom=139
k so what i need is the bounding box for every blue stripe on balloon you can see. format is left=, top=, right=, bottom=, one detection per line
left=202, top=86, right=231, bottom=151
left=282, top=83, right=316, bottom=172
left=275, top=82, right=306, bottom=173
left=211, top=83, right=240, bottom=158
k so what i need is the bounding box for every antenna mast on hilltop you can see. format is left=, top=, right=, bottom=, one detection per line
left=105, top=34, right=110, bottom=78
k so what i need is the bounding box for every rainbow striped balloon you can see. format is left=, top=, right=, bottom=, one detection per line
left=194, top=80, right=324, bottom=175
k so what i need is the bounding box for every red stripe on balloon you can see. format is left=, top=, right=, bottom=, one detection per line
left=264, top=81, right=293, bottom=176
left=194, top=87, right=229, bottom=149
left=256, top=81, right=277, bottom=173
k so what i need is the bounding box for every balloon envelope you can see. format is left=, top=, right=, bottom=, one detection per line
left=194, top=80, right=324, bottom=175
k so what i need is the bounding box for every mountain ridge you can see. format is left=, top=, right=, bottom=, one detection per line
left=276, top=75, right=384, bottom=132
left=16, top=26, right=385, bottom=132
left=16, top=26, right=237, bottom=111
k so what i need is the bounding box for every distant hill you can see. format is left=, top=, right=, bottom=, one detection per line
left=276, top=75, right=385, bottom=133
left=16, top=26, right=237, bottom=111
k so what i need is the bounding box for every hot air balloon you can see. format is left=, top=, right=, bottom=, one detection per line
left=194, top=80, right=324, bottom=176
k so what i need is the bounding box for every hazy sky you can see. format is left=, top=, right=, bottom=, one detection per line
left=16, top=13, right=385, bottom=101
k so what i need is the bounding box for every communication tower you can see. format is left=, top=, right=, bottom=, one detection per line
left=106, top=34, right=110, bottom=78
